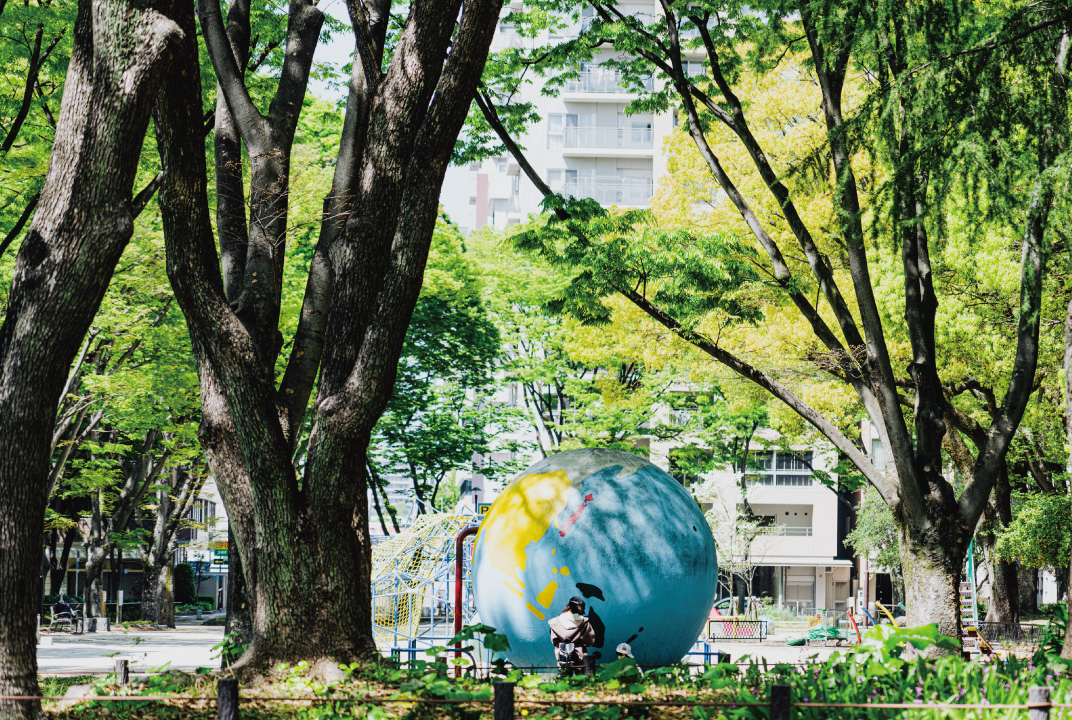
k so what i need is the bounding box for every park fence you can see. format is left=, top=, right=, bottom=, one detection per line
left=5, top=660, right=1072, bottom=720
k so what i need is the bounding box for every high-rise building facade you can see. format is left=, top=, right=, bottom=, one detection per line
left=460, top=0, right=695, bottom=232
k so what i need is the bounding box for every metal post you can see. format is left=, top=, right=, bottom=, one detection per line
left=115, top=659, right=129, bottom=686
left=1028, top=686, right=1050, bottom=720
left=770, top=684, right=790, bottom=720
left=217, top=678, right=239, bottom=720
left=493, top=681, right=515, bottom=720
left=453, top=524, right=479, bottom=678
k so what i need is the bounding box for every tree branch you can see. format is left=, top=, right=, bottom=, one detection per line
left=0, top=191, right=40, bottom=257
left=619, top=284, right=897, bottom=503
left=2, top=25, right=44, bottom=154
left=958, top=151, right=1051, bottom=522
left=196, top=0, right=269, bottom=147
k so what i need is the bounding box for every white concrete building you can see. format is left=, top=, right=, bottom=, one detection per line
left=650, top=419, right=856, bottom=614
left=458, top=1, right=703, bottom=231
left=174, top=476, right=229, bottom=607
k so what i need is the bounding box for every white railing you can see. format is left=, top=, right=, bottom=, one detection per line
left=776, top=526, right=813, bottom=537
left=564, top=70, right=654, bottom=94
left=561, top=178, right=653, bottom=205
left=745, top=473, right=813, bottom=487
left=563, top=126, right=654, bottom=149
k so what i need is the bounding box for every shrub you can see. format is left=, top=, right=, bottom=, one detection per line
left=176, top=601, right=214, bottom=613
left=174, top=563, right=196, bottom=604
left=104, top=604, right=141, bottom=622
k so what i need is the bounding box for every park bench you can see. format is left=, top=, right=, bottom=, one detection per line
left=48, top=602, right=83, bottom=634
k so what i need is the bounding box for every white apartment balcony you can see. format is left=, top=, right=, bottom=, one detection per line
left=751, top=534, right=823, bottom=562
left=775, top=525, right=813, bottom=537
left=562, top=70, right=654, bottom=100
left=562, top=177, right=653, bottom=206
left=561, top=127, right=654, bottom=158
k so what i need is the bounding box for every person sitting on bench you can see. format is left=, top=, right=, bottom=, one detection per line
left=548, top=596, right=596, bottom=675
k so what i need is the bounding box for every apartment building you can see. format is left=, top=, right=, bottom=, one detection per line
left=458, top=1, right=703, bottom=231
left=650, top=418, right=857, bottom=614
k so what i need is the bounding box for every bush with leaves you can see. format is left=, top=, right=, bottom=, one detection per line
left=173, top=563, right=196, bottom=605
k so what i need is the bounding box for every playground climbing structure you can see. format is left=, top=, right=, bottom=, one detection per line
left=370, top=511, right=478, bottom=649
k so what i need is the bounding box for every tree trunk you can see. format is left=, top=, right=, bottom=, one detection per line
left=1062, top=284, right=1072, bottom=659
left=898, top=525, right=965, bottom=645
left=155, top=0, right=502, bottom=678
left=143, top=559, right=175, bottom=628
left=1063, top=550, right=1072, bottom=660
left=84, top=544, right=107, bottom=619
left=0, top=0, right=179, bottom=712
left=985, top=559, right=1019, bottom=624
left=1019, top=566, right=1038, bottom=616
left=985, top=469, right=1018, bottom=623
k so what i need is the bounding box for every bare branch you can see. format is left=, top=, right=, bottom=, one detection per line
left=0, top=192, right=39, bottom=257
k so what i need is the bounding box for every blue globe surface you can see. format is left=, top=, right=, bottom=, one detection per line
left=472, top=448, right=718, bottom=668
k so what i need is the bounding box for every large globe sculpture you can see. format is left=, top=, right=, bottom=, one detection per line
left=472, top=448, right=718, bottom=668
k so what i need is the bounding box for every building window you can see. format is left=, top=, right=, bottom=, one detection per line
left=682, top=61, right=706, bottom=77
left=870, top=437, right=885, bottom=470
left=746, top=450, right=814, bottom=487
left=188, top=499, right=216, bottom=526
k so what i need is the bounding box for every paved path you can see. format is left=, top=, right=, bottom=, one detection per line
left=37, top=618, right=225, bottom=675
left=37, top=622, right=839, bottom=676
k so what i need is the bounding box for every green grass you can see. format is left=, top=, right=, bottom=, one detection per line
left=38, top=675, right=97, bottom=697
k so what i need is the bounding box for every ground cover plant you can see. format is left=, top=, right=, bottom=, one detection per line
left=40, top=625, right=1072, bottom=720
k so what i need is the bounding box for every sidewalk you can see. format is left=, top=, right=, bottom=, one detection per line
left=37, top=622, right=226, bottom=675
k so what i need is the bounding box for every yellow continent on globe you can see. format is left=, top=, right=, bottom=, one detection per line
left=474, top=470, right=572, bottom=607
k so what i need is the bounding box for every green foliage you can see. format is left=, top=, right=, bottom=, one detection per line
left=996, top=492, right=1071, bottom=571
left=852, top=624, right=959, bottom=666
left=37, top=675, right=97, bottom=698
left=47, top=631, right=1072, bottom=720
left=212, top=631, right=249, bottom=667
left=370, top=218, right=533, bottom=512
left=175, top=601, right=213, bottom=613
left=173, top=563, right=196, bottom=605
left=1034, top=603, right=1069, bottom=664
left=846, top=489, right=901, bottom=572
left=513, top=200, right=764, bottom=332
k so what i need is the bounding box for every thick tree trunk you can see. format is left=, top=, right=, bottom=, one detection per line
left=1063, top=550, right=1072, bottom=660
left=0, top=0, right=179, bottom=712
left=1061, top=286, right=1072, bottom=659
left=901, top=549, right=961, bottom=640
left=897, top=514, right=967, bottom=648
left=155, top=0, right=501, bottom=678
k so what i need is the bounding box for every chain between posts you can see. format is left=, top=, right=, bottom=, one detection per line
left=2, top=680, right=1066, bottom=719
